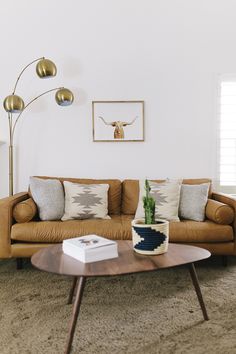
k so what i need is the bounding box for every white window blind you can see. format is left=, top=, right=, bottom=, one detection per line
left=219, top=77, right=236, bottom=193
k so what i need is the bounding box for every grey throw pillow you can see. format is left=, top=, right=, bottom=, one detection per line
left=179, top=183, right=210, bottom=221
left=30, top=177, right=65, bottom=221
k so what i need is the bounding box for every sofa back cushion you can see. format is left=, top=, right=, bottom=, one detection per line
left=121, top=178, right=212, bottom=215
left=31, top=176, right=122, bottom=215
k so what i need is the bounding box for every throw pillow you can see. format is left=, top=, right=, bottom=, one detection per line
left=135, top=179, right=182, bottom=222
left=205, top=199, right=234, bottom=225
left=179, top=183, right=210, bottom=221
left=62, top=181, right=110, bottom=221
left=13, top=198, right=37, bottom=223
left=30, top=177, right=65, bottom=221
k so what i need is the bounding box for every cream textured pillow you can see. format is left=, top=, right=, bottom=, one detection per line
left=62, top=182, right=110, bottom=221
left=135, top=180, right=182, bottom=222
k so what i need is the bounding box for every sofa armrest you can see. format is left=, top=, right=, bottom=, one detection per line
left=212, top=192, right=236, bottom=207
left=0, top=192, right=29, bottom=258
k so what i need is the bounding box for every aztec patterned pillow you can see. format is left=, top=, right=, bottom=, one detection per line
left=62, top=181, right=110, bottom=221
left=135, top=179, right=182, bottom=222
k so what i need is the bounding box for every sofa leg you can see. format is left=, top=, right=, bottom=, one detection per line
left=16, top=258, right=23, bottom=270
left=222, top=256, right=228, bottom=267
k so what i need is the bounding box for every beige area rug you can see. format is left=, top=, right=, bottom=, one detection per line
left=0, top=256, right=236, bottom=354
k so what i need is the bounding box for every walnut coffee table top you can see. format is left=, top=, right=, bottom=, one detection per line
left=31, top=241, right=210, bottom=277
left=31, top=241, right=211, bottom=354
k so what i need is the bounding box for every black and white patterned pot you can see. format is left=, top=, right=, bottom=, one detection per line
left=132, top=219, right=169, bottom=255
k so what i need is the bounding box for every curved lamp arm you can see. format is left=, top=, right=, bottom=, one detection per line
left=3, top=57, right=73, bottom=196
left=11, top=87, right=64, bottom=139
left=12, top=57, right=44, bottom=95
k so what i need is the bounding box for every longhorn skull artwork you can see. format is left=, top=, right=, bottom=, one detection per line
left=99, top=116, right=138, bottom=139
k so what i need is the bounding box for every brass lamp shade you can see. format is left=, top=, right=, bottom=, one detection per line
left=36, top=59, right=57, bottom=78
left=55, top=88, right=74, bottom=106
left=3, top=95, right=25, bottom=113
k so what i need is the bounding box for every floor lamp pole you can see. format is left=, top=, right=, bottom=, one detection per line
left=9, top=145, right=13, bottom=196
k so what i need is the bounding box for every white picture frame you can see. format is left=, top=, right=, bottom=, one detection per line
left=92, top=100, right=144, bottom=142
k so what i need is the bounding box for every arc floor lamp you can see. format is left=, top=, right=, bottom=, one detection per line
left=3, top=57, right=74, bottom=196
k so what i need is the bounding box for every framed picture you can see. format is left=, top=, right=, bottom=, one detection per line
left=92, top=100, right=144, bottom=142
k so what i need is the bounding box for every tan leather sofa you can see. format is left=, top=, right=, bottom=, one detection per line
left=0, top=176, right=236, bottom=260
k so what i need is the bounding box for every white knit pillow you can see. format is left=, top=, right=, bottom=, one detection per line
left=62, top=182, right=110, bottom=221
left=135, top=180, right=182, bottom=222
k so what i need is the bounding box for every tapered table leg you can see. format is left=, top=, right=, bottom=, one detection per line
left=67, top=277, right=78, bottom=305
left=65, top=276, right=86, bottom=354
left=189, top=263, right=209, bottom=321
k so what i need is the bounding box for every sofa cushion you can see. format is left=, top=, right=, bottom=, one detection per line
left=31, top=176, right=121, bottom=215
left=122, top=179, right=212, bottom=215
left=11, top=215, right=133, bottom=243
left=62, top=182, right=110, bottom=221
left=206, top=199, right=234, bottom=225
left=13, top=198, right=37, bottom=223
left=169, top=220, right=233, bottom=243
left=11, top=215, right=233, bottom=244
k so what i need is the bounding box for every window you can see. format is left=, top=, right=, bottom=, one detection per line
left=219, top=76, right=236, bottom=193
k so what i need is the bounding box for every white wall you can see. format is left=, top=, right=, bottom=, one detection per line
left=1, top=0, right=236, bottom=197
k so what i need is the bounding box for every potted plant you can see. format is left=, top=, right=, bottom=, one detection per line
left=132, top=179, right=169, bottom=255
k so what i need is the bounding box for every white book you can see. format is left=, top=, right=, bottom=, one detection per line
left=62, top=235, right=118, bottom=263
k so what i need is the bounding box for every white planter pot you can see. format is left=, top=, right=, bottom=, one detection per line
left=132, top=219, right=169, bottom=255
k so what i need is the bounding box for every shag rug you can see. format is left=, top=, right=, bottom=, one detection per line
left=0, top=256, right=236, bottom=354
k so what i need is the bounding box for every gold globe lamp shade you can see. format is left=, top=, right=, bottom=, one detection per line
left=36, top=58, right=57, bottom=78
left=55, top=88, right=74, bottom=106
left=3, top=94, right=25, bottom=113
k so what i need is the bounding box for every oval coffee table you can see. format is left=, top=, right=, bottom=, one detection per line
left=31, top=241, right=211, bottom=354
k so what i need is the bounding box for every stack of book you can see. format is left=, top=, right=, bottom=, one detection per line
left=62, top=234, right=118, bottom=263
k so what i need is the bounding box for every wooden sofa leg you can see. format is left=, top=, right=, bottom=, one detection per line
left=222, top=256, right=228, bottom=267
left=16, top=258, right=23, bottom=270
